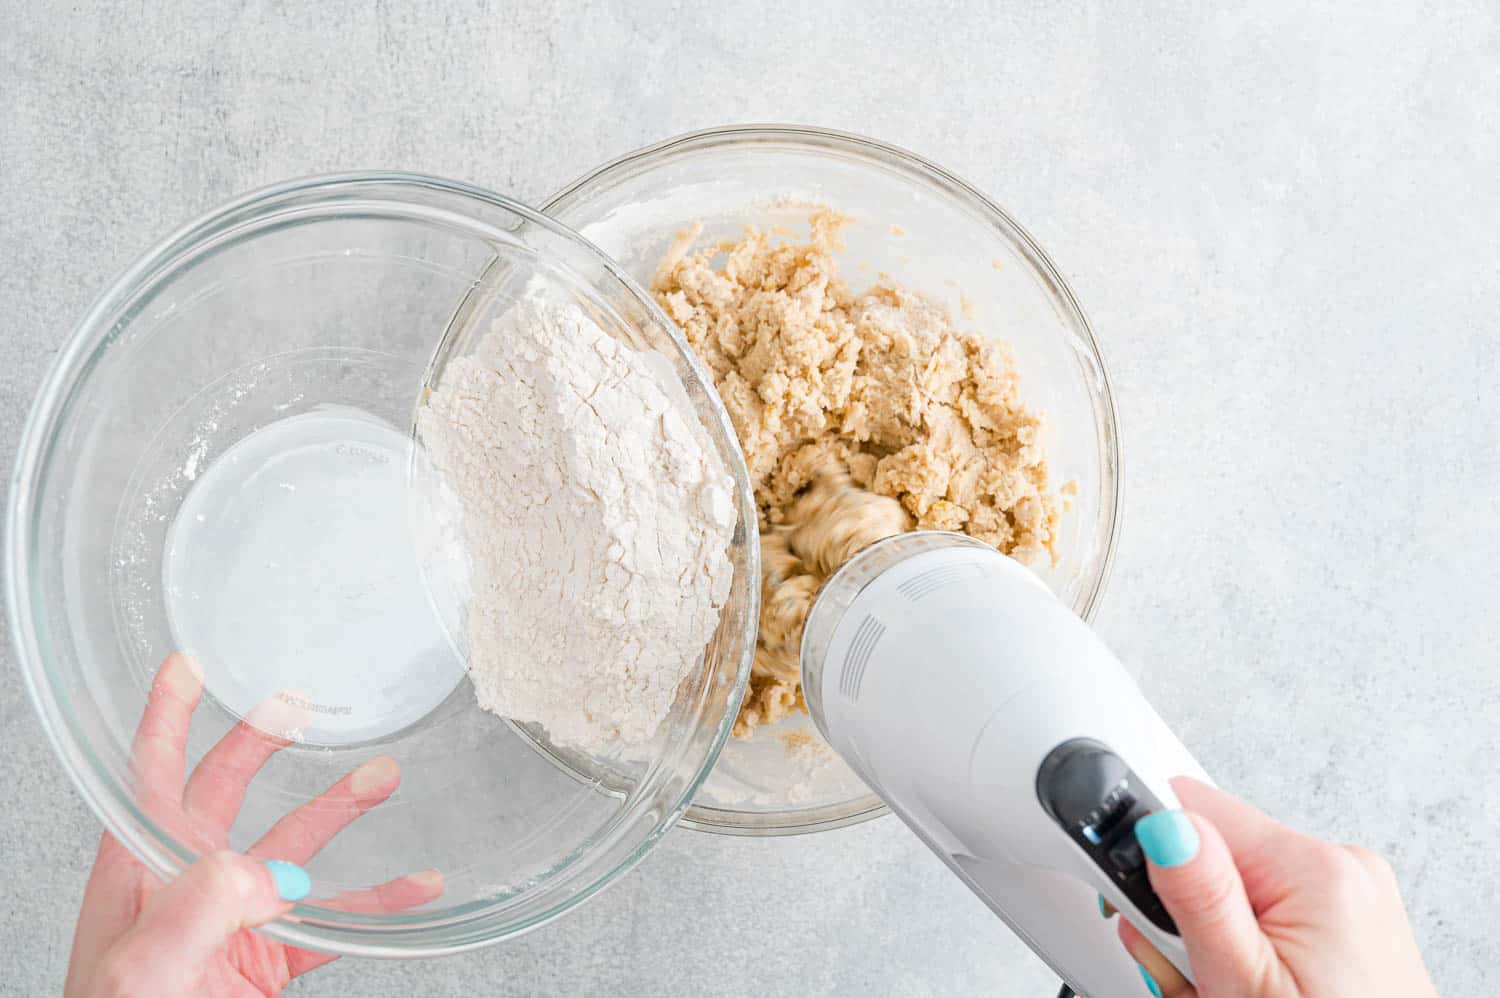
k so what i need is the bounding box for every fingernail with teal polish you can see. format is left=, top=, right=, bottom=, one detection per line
left=1135, top=810, right=1200, bottom=867
left=1097, top=893, right=1109, bottom=917
left=1137, top=962, right=1162, bottom=997
left=264, top=860, right=310, bottom=902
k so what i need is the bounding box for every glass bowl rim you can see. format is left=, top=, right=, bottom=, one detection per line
left=541, top=123, right=1122, bottom=837
left=5, top=170, right=759, bottom=955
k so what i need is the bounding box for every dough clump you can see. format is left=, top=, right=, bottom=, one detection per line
left=653, top=213, right=1071, bottom=736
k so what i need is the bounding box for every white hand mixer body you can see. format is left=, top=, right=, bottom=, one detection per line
left=801, top=532, right=1206, bottom=997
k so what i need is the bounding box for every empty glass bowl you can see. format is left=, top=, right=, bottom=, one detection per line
left=7, top=174, right=757, bottom=955
left=544, top=125, right=1121, bottom=835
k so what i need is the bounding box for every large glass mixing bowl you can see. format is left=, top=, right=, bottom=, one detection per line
left=544, top=125, right=1121, bottom=835
left=7, top=174, right=757, bottom=955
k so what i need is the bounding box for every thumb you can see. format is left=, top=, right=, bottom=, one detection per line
left=1134, top=810, right=1278, bottom=985
left=107, top=852, right=309, bottom=987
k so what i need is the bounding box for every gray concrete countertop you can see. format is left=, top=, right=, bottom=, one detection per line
left=3, top=2, right=1496, bottom=994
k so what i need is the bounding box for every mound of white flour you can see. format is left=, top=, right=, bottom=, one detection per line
left=417, top=300, right=736, bottom=755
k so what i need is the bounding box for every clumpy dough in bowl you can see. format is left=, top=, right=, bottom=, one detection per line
left=654, top=212, right=1074, bottom=739
left=544, top=126, right=1120, bottom=834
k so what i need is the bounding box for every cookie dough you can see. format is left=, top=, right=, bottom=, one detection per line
left=653, top=212, right=1071, bottom=737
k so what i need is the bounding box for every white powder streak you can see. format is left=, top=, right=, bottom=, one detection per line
left=417, top=300, right=735, bottom=754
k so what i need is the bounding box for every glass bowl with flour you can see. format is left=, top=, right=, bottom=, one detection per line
left=412, top=265, right=753, bottom=789
left=9, top=173, right=757, bottom=955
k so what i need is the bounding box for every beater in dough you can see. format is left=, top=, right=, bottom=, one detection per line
left=653, top=212, right=1072, bottom=736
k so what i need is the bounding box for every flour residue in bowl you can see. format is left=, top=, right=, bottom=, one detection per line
left=417, top=299, right=737, bottom=755
left=652, top=212, right=1074, bottom=738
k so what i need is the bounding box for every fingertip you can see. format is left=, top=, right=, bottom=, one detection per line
left=404, top=868, right=446, bottom=904
left=246, top=691, right=312, bottom=743
left=1137, top=962, right=1163, bottom=997
left=264, top=860, right=311, bottom=902
left=158, top=653, right=204, bottom=702
left=349, top=755, right=401, bottom=800
left=1135, top=810, right=1201, bottom=868
left=1117, top=920, right=1191, bottom=997
left=177, top=653, right=204, bottom=683
left=1167, top=774, right=1208, bottom=796
left=407, top=868, right=443, bottom=892
left=130, top=657, right=204, bottom=799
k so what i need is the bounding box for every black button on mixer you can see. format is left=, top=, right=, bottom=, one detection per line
left=1120, top=868, right=1150, bottom=898
left=1107, top=829, right=1146, bottom=872
left=1035, top=739, right=1182, bottom=938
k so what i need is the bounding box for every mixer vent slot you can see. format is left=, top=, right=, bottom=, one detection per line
left=839, top=615, right=886, bottom=700
left=897, top=561, right=984, bottom=601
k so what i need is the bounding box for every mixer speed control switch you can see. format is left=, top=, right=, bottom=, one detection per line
left=1107, top=827, right=1146, bottom=873
left=1035, top=738, right=1180, bottom=936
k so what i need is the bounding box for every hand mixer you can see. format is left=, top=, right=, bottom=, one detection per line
left=801, top=531, right=1207, bottom=998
